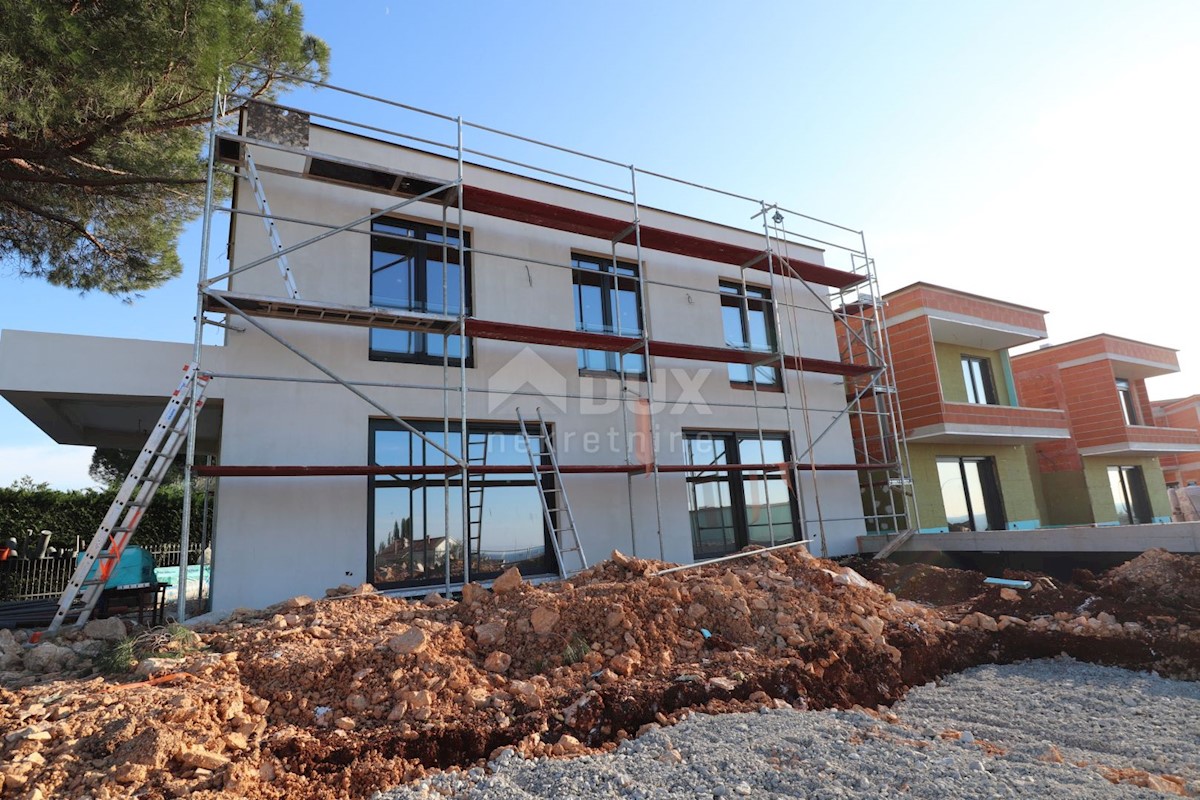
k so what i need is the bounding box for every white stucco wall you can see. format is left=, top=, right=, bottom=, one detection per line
left=202, top=126, right=865, bottom=610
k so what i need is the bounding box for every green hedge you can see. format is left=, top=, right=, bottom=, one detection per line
left=0, top=485, right=208, bottom=551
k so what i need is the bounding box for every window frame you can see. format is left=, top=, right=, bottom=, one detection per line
left=719, top=280, right=781, bottom=388
left=683, top=430, right=800, bottom=558
left=1107, top=465, right=1152, bottom=525
left=1116, top=378, right=1139, bottom=425
left=960, top=355, right=998, bottom=405
left=571, top=252, right=645, bottom=376
left=936, top=455, right=1006, bottom=531
left=367, top=419, right=556, bottom=589
left=369, top=217, right=474, bottom=367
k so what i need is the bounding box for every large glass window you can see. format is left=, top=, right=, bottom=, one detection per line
left=1108, top=465, right=1152, bottom=525
left=961, top=355, right=998, bottom=405
left=370, top=218, right=472, bottom=364
left=370, top=421, right=554, bottom=588
left=684, top=432, right=797, bottom=558
left=720, top=281, right=779, bottom=386
left=572, top=253, right=644, bottom=375
left=937, top=457, right=1006, bottom=531
left=1116, top=379, right=1139, bottom=425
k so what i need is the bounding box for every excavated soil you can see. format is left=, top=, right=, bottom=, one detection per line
left=1, top=546, right=1199, bottom=799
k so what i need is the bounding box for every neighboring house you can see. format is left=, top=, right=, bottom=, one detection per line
left=0, top=100, right=891, bottom=610
left=1150, top=395, right=1200, bottom=487
left=1010, top=335, right=1200, bottom=526
left=865, top=283, right=1071, bottom=534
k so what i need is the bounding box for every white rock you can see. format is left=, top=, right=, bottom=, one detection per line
left=23, top=643, right=74, bottom=673
left=83, top=616, right=127, bottom=642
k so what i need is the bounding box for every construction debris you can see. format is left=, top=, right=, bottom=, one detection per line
left=0, top=546, right=1197, bottom=799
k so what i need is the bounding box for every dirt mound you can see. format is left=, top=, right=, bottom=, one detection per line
left=1098, top=549, right=1200, bottom=613
left=0, top=547, right=978, bottom=799
left=845, top=558, right=987, bottom=606
left=3, top=546, right=1199, bottom=799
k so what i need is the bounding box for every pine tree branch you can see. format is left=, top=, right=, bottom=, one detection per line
left=0, top=189, right=113, bottom=256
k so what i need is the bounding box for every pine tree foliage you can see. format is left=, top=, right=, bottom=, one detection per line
left=0, top=0, right=329, bottom=296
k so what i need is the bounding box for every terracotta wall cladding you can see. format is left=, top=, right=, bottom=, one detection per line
left=941, top=403, right=1067, bottom=429
left=886, top=317, right=943, bottom=432
left=1012, top=335, right=1180, bottom=374
left=885, top=285, right=1047, bottom=333
left=1153, top=401, right=1200, bottom=473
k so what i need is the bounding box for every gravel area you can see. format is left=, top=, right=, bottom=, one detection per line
left=380, top=658, right=1200, bottom=799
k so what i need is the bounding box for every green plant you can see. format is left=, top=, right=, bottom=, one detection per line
left=0, top=484, right=207, bottom=552
left=561, top=633, right=590, bottom=666
left=95, top=638, right=137, bottom=675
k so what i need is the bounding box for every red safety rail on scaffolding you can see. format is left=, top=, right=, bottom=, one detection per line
left=463, top=319, right=879, bottom=378
left=461, top=186, right=866, bottom=289
left=193, top=462, right=894, bottom=477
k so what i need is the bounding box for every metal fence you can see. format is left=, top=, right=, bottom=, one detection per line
left=0, top=545, right=207, bottom=602
left=144, top=543, right=206, bottom=569
left=0, top=555, right=77, bottom=602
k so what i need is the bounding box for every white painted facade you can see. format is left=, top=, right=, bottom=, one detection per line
left=1, top=122, right=868, bottom=612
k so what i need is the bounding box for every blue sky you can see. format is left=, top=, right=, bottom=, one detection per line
left=2, top=0, right=1198, bottom=488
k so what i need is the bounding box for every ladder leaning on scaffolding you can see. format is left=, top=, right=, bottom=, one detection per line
left=517, top=408, right=588, bottom=576
left=39, top=364, right=211, bottom=638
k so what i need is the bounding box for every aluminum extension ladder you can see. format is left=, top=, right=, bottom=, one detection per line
left=42, top=364, right=211, bottom=637
left=243, top=150, right=300, bottom=299
left=516, top=408, right=588, bottom=576
left=465, top=431, right=489, bottom=566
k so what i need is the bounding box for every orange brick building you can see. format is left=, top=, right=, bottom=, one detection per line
left=1150, top=395, right=1200, bottom=487
left=865, top=283, right=1070, bottom=533
left=1010, top=335, right=1200, bottom=525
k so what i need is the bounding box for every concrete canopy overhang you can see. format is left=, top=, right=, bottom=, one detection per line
left=0, top=329, right=225, bottom=454
left=906, top=422, right=1072, bottom=446
left=926, top=315, right=1044, bottom=351
left=1078, top=440, right=1200, bottom=457
left=2, top=389, right=222, bottom=453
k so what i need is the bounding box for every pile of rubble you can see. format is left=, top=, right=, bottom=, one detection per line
left=1, top=545, right=1198, bottom=799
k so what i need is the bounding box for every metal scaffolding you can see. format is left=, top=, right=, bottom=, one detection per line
left=176, top=72, right=917, bottom=616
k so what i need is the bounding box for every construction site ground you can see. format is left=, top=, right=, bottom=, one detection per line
left=1, top=546, right=1198, bottom=799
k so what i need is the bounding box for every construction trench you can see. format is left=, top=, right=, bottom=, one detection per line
left=1, top=546, right=1198, bottom=799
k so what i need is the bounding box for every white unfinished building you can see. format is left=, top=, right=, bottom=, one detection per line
left=0, top=80, right=911, bottom=613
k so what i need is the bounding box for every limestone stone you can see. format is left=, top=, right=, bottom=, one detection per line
left=388, top=626, right=429, bottom=656
left=492, top=566, right=524, bottom=594
left=176, top=745, right=230, bottom=771
left=137, top=657, right=183, bottom=677
left=474, top=621, right=507, bottom=647
left=23, top=643, right=73, bottom=673
left=484, top=651, right=512, bottom=673
left=83, top=616, right=127, bottom=642
left=551, top=733, right=584, bottom=755
left=461, top=583, right=489, bottom=605
left=531, top=606, right=559, bottom=635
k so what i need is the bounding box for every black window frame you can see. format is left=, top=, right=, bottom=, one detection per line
left=571, top=253, right=646, bottom=376
left=719, top=280, right=781, bottom=388
left=367, top=419, right=556, bottom=589
left=1116, top=378, right=1139, bottom=425
left=683, top=430, right=800, bottom=558
left=961, top=355, right=998, bottom=405
left=1107, top=465, right=1153, bottom=525
left=936, top=456, right=1006, bottom=531
left=369, top=217, right=474, bottom=367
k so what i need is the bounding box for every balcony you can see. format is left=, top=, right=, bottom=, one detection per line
left=1077, top=424, right=1200, bottom=457
left=907, top=403, right=1071, bottom=445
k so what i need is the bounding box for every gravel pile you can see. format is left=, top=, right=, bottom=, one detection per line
left=382, top=658, right=1200, bottom=799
